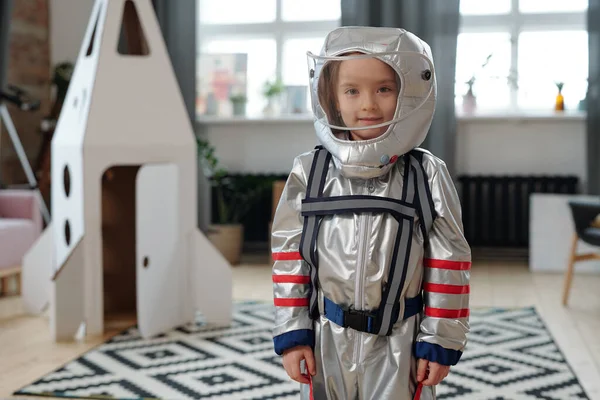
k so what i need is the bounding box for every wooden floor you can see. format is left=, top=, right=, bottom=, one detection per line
left=1, top=260, right=599, bottom=399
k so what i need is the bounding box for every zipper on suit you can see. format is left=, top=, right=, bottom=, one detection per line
left=353, top=178, right=375, bottom=364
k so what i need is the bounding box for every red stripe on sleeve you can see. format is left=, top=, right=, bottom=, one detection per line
left=423, top=282, right=470, bottom=295
left=425, top=306, right=470, bottom=319
left=274, top=298, right=309, bottom=307
left=424, top=258, right=471, bottom=270
left=272, top=275, right=311, bottom=284
left=272, top=251, right=303, bottom=261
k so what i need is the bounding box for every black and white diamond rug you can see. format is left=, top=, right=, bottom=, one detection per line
left=15, top=303, right=589, bottom=399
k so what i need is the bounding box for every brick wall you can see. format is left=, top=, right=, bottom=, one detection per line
left=1, top=0, right=50, bottom=185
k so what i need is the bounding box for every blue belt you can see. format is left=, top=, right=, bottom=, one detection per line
left=323, top=294, right=423, bottom=334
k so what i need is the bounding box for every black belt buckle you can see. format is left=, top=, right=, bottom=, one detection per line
left=344, top=308, right=374, bottom=333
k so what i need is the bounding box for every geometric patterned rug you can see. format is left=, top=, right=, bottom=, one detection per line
left=15, top=303, right=589, bottom=400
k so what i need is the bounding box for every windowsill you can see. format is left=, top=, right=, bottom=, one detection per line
left=196, top=110, right=586, bottom=125
left=197, top=113, right=313, bottom=125
left=456, top=109, right=586, bottom=122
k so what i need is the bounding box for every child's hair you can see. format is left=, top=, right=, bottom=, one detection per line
left=317, top=60, right=345, bottom=128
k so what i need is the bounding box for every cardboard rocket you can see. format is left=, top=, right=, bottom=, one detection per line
left=21, top=0, right=232, bottom=341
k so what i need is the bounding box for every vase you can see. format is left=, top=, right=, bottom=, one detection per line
left=555, top=90, right=565, bottom=111
left=462, top=87, right=477, bottom=114
left=207, top=224, right=244, bottom=265
left=232, top=101, right=246, bottom=116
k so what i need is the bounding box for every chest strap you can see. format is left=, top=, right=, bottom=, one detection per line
left=299, top=147, right=435, bottom=336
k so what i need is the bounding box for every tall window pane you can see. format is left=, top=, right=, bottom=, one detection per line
left=282, top=36, right=326, bottom=114
left=455, top=32, right=512, bottom=109
left=518, top=31, right=588, bottom=110
left=199, top=38, right=277, bottom=116
left=282, top=37, right=325, bottom=85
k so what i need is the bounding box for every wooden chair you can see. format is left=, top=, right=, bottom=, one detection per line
left=562, top=200, right=600, bottom=305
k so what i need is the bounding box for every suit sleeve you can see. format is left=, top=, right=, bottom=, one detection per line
left=416, top=161, right=471, bottom=366
left=271, top=155, right=314, bottom=355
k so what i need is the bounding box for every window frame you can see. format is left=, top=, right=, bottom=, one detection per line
left=459, top=0, right=587, bottom=111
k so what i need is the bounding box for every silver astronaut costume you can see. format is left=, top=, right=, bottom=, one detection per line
left=271, top=27, right=471, bottom=400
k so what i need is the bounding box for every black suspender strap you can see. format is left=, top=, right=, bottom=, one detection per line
left=372, top=154, right=416, bottom=335
left=299, top=147, right=331, bottom=319
left=376, top=151, right=436, bottom=335
left=409, top=150, right=437, bottom=239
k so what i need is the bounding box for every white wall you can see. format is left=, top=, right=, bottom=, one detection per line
left=198, top=116, right=587, bottom=189
left=456, top=117, right=587, bottom=189
left=49, top=0, right=94, bottom=67
left=197, top=118, right=320, bottom=175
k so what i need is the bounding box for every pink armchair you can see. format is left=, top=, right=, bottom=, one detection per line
left=0, top=189, right=43, bottom=295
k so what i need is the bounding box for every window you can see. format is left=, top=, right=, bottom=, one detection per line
left=282, top=37, right=324, bottom=86
left=197, top=0, right=340, bottom=117
left=456, top=32, right=512, bottom=110
left=518, top=31, right=588, bottom=110
left=200, top=38, right=277, bottom=116
left=458, top=1, right=588, bottom=111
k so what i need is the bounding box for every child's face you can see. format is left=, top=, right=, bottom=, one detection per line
left=336, top=57, right=399, bottom=141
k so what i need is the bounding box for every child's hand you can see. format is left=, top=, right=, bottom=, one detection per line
left=417, top=359, right=450, bottom=386
left=282, top=345, right=316, bottom=384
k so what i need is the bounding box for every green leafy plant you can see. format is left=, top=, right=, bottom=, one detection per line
left=196, top=136, right=272, bottom=224
left=263, top=79, right=285, bottom=98
left=229, top=94, right=247, bottom=104
left=53, top=62, right=74, bottom=100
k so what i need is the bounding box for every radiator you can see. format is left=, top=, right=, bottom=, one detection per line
left=211, top=173, right=580, bottom=249
left=458, top=175, right=579, bottom=248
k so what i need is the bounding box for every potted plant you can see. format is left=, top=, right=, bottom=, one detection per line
left=230, top=94, right=247, bottom=116
left=196, top=136, right=271, bottom=264
left=263, top=78, right=285, bottom=116
left=462, top=53, right=493, bottom=114
left=555, top=82, right=565, bottom=111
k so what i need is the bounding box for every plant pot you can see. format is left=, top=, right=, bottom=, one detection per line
left=232, top=101, right=246, bottom=116
left=555, top=91, right=565, bottom=111
left=207, top=224, right=244, bottom=265
left=462, top=88, right=477, bottom=114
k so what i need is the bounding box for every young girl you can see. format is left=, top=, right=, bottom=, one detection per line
left=271, top=26, right=471, bottom=400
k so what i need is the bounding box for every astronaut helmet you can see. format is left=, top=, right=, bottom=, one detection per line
left=307, top=26, right=437, bottom=178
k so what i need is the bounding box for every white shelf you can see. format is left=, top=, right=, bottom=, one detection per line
left=456, top=110, right=586, bottom=122
left=196, top=110, right=586, bottom=126
left=196, top=114, right=314, bottom=125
